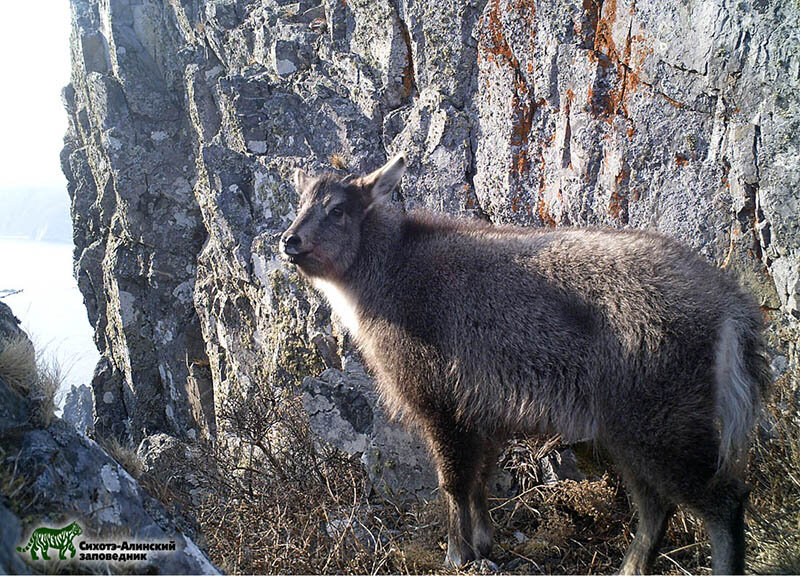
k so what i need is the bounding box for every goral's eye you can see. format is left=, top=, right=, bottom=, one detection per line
left=330, top=206, right=345, bottom=218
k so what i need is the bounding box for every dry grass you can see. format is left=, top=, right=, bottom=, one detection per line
left=99, top=437, right=144, bottom=480
left=193, top=379, right=402, bottom=574
left=329, top=153, right=348, bottom=170
left=0, top=334, right=37, bottom=393
left=33, top=355, right=62, bottom=427
left=0, top=334, right=62, bottom=427
left=179, top=370, right=800, bottom=575
left=747, top=368, right=800, bottom=574
left=0, top=446, right=38, bottom=517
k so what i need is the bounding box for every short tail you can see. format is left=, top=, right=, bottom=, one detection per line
left=714, top=318, right=771, bottom=471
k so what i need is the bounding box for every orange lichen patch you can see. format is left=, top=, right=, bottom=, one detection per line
left=628, top=33, right=653, bottom=70
left=608, top=189, right=626, bottom=220
left=675, top=153, right=688, bottom=167
left=609, top=167, right=629, bottom=221
left=586, top=1, right=655, bottom=125
left=660, top=92, right=687, bottom=109
left=480, top=0, right=536, bottom=178
left=483, top=0, right=515, bottom=67
left=510, top=96, right=534, bottom=176
left=593, top=0, right=618, bottom=60
left=538, top=197, right=557, bottom=227
left=463, top=185, right=476, bottom=210
left=578, top=0, right=602, bottom=45
left=399, top=23, right=416, bottom=99
left=511, top=195, right=521, bottom=213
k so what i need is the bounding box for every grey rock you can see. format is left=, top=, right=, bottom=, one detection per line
left=539, top=449, right=585, bottom=485
left=137, top=432, right=205, bottom=508
left=0, top=304, right=218, bottom=574
left=137, top=432, right=200, bottom=484
left=303, top=357, right=437, bottom=499
left=0, top=375, right=29, bottom=437
left=4, top=420, right=219, bottom=574
left=0, top=301, right=26, bottom=346
left=62, top=384, right=94, bottom=435
left=270, top=29, right=315, bottom=77
left=0, top=503, right=27, bottom=574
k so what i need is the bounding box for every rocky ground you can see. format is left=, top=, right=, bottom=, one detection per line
left=0, top=301, right=218, bottom=574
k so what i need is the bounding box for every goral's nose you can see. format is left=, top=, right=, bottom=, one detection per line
left=281, top=233, right=303, bottom=255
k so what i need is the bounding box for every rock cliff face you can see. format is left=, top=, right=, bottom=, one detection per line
left=63, top=0, right=799, bottom=496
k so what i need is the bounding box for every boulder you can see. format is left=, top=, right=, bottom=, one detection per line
left=0, top=302, right=218, bottom=574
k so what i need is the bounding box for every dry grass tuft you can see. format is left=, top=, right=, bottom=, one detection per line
left=193, top=379, right=406, bottom=574
left=0, top=334, right=37, bottom=393
left=99, top=437, right=144, bottom=480
left=748, top=369, right=800, bottom=574
left=0, top=335, right=62, bottom=427
left=33, top=355, right=62, bottom=427
left=329, top=153, right=348, bottom=170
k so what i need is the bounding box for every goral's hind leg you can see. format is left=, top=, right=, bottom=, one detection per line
left=690, top=477, right=749, bottom=575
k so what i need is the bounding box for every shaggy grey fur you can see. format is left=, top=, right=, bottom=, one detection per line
left=280, top=156, right=770, bottom=574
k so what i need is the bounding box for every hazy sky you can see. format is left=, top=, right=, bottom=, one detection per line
left=0, top=1, right=72, bottom=192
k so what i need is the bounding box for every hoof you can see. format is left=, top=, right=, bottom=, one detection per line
left=445, top=547, right=476, bottom=569
left=475, top=558, right=500, bottom=572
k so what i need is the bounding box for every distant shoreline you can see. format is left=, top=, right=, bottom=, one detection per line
left=0, top=235, right=73, bottom=246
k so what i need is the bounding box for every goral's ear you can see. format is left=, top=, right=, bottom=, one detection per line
left=293, top=168, right=309, bottom=191
left=360, top=154, right=406, bottom=205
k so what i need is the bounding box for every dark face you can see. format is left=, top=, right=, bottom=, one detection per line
left=280, top=155, right=406, bottom=278
left=280, top=174, right=370, bottom=279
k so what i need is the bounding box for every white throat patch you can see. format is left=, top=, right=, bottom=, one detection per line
left=312, top=278, right=360, bottom=337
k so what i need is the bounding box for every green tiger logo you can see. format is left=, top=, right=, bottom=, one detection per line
left=16, top=521, right=83, bottom=561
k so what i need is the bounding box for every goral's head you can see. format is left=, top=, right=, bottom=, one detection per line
left=280, top=155, right=405, bottom=278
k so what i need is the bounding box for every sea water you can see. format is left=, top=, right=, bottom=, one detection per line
left=0, top=236, right=99, bottom=404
